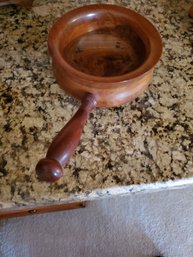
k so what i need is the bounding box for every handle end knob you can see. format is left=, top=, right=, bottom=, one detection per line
left=36, top=158, right=63, bottom=182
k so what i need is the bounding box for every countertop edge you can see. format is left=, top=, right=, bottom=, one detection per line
left=1, top=177, right=193, bottom=211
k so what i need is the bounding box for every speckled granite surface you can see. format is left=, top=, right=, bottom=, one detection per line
left=0, top=0, right=193, bottom=209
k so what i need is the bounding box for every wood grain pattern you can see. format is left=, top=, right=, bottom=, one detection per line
left=36, top=94, right=97, bottom=182
left=63, top=26, right=146, bottom=77
left=48, top=4, right=162, bottom=107
left=36, top=4, right=162, bottom=182
left=0, top=202, right=86, bottom=219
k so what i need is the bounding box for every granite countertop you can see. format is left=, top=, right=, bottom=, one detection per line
left=0, top=0, right=193, bottom=210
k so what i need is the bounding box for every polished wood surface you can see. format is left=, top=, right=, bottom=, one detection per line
left=0, top=0, right=34, bottom=8
left=63, top=26, right=146, bottom=77
left=36, top=94, right=97, bottom=182
left=189, top=5, right=193, bottom=17
left=0, top=202, right=86, bottom=219
left=48, top=4, right=162, bottom=107
left=36, top=4, right=162, bottom=182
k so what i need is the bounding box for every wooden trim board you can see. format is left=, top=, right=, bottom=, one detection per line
left=0, top=201, right=86, bottom=219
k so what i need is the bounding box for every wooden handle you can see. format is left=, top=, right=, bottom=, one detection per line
left=36, top=93, right=97, bottom=183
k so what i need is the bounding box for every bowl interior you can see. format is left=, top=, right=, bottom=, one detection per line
left=63, top=25, right=147, bottom=77
left=55, top=6, right=153, bottom=77
left=49, top=5, right=162, bottom=82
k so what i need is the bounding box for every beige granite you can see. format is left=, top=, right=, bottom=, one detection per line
left=0, top=0, right=193, bottom=210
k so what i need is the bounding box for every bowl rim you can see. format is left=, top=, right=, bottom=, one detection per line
left=48, top=4, right=162, bottom=84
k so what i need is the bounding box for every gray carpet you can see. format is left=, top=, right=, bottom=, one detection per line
left=1, top=185, right=193, bottom=257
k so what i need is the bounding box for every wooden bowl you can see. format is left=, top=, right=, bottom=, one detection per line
left=48, top=4, right=162, bottom=107
left=36, top=4, right=162, bottom=182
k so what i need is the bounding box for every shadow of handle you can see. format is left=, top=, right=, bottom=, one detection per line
left=36, top=93, right=97, bottom=183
